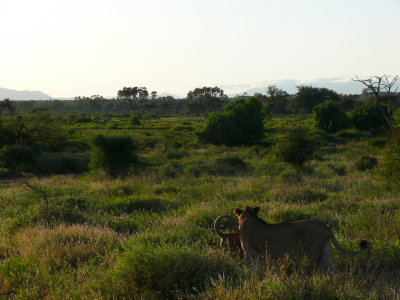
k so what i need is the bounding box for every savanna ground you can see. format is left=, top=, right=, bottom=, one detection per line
left=0, top=113, right=399, bottom=299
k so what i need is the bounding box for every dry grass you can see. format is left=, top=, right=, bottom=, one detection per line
left=14, top=224, right=121, bottom=268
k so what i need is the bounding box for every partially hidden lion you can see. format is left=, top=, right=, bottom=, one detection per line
left=234, top=206, right=368, bottom=270
left=213, top=215, right=243, bottom=258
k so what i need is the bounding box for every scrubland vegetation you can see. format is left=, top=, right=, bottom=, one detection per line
left=0, top=84, right=400, bottom=299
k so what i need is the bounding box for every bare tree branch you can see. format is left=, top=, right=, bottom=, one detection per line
left=352, top=75, right=399, bottom=132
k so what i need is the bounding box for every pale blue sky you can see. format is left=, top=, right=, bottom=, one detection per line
left=0, top=0, right=399, bottom=97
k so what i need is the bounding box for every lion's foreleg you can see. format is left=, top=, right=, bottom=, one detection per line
left=246, top=249, right=263, bottom=273
left=242, top=240, right=261, bottom=270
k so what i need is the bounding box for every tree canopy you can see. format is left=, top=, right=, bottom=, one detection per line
left=295, top=86, right=340, bottom=113
left=197, top=96, right=268, bottom=146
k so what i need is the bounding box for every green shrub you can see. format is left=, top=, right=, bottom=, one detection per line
left=90, top=135, right=138, bottom=177
left=103, top=197, right=167, bottom=215
left=0, top=146, right=89, bottom=175
left=75, top=116, right=92, bottom=123
left=197, top=97, right=267, bottom=146
left=37, top=152, right=89, bottom=174
left=0, top=145, right=38, bottom=173
left=108, top=216, right=139, bottom=234
left=327, top=163, right=347, bottom=176
left=276, top=187, right=327, bottom=204
left=335, top=130, right=364, bottom=140
left=209, top=154, right=249, bottom=176
left=294, top=85, right=340, bottom=112
left=355, top=155, right=378, bottom=171
left=312, top=100, right=351, bottom=133
left=4, top=112, right=69, bottom=151
left=350, top=102, right=387, bottom=131
left=129, top=116, right=141, bottom=125
left=184, top=205, right=216, bottom=228
left=185, top=161, right=209, bottom=177
left=171, top=141, right=183, bottom=149
left=269, top=209, right=311, bottom=223
left=0, top=124, right=16, bottom=147
left=368, top=137, right=386, bottom=148
left=113, top=244, right=235, bottom=298
left=279, top=169, right=303, bottom=185
left=61, top=141, right=90, bottom=153
left=159, top=160, right=183, bottom=178
left=274, top=128, right=317, bottom=166
left=166, top=149, right=188, bottom=159
left=171, top=125, right=193, bottom=131
left=380, top=135, right=400, bottom=184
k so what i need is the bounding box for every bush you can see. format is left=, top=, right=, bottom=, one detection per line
left=129, top=116, right=141, bottom=125
left=355, top=155, right=378, bottom=171
left=279, top=169, right=303, bottom=185
left=171, top=125, right=193, bottom=132
left=0, top=145, right=38, bottom=172
left=166, top=149, right=188, bottom=159
left=197, top=97, right=268, bottom=146
left=4, top=112, right=69, bottom=151
left=103, top=197, right=167, bottom=214
left=90, top=135, right=138, bottom=177
left=0, top=124, right=16, bottom=147
left=159, top=161, right=183, bottom=178
left=269, top=209, right=311, bottom=223
left=209, top=154, right=249, bottom=176
left=294, top=86, right=340, bottom=113
left=350, top=102, right=387, bottom=131
left=312, top=100, right=351, bottom=133
left=37, top=152, right=89, bottom=174
left=274, top=128, right=317, bottom=166
left=380, top=134, right=400, bottom=184
left=185, top=161, right=209, bottom=177
left=0, top=146, right=89, bottom=175
left=75, top=116, right=92, bottom=123
left=113, top=244, right=235, bottom=298
left=276, top=187, right=327, bottom=204
left=368, top=137, right=386, bottom=148
left=327, top=163, right=347, bottom=176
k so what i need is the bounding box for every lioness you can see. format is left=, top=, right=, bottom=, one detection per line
left=234, top=206, right=368, bottom=270
left=213, top=215, right=243, bottom=258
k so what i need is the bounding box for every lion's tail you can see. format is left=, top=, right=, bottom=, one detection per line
left=213, top=215, right=238, bottom=238
left=329, top=232, right=368, bottom=256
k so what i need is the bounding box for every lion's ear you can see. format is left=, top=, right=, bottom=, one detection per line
left=254, top=207, right=260, bottom=215
left=233, top=208, right=242, bottom=216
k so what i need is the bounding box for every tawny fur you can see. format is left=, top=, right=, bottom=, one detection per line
left=213, top=215, right=243, bottom=258
left=234, top=206, right=368, bottom=270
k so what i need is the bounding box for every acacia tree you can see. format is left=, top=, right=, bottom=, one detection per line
left=185, top=87, right=228, bottom=113
left=294, top=86, right=340, bottom=113
left=352, top=75, right=399, bottom=132
left=117, top=87, right=149, bottom=110
left=0, top=98, right=15, bottom=116
left=265, top=85, right=290, bottom=113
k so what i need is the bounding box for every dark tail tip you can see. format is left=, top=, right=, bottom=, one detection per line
left=359, top=239, right=368, bottom=249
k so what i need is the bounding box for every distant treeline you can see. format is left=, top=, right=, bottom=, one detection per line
left=5, top=85, right=400, bottom=115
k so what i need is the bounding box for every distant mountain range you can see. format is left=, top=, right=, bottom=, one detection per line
left=2, top=78, right=397, bottom=100
left=0, top=87, right=53, bottom=100
left=0, top=88, right=182, bottom=100
left=224, top=78, right=366, bottom=97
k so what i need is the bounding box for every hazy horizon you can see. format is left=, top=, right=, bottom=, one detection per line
left=1, top=0, right=399, bottom=98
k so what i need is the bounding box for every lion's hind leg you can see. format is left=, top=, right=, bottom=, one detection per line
left=319, top=241, right=336, bottom=271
